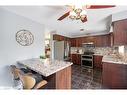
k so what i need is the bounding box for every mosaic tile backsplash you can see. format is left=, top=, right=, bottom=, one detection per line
left=71, top=47, right=118, bottom=56
left=71, top=46, right=127, bottom=63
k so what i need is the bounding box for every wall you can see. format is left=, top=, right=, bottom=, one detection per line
left=112, top=10, right=127, bottom=22
left=0, top=8, right=45, bottom=87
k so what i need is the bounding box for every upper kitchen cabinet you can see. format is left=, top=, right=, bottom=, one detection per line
left=70, top=38, right=76, bottom=47
left=70, top=34, right=112, bottom=47
left=76, top=37, right=83, bottom=47
left=95, top=34, right=111, bottom=47
left=83, top=36, right=96, bottom=44
left=53, top=34, right=70, bottom=41
left=113, top=19, right=127, bottom=46
left=53, top=34, right=64, bottom=41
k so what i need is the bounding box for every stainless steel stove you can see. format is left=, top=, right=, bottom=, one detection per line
left=81, top=52, right=94, bottom=68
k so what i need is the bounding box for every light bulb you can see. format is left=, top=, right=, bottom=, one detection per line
left=80, top=10, right=87, bottom=15
left=81, top=15, right=86, bottom=20
left=76, top=15, right=81, bottom=20
left=69, top=11, right=76, bottom=16
left=69, top=15, right=76, bottom=20
left=75, top=8, right=82, bottom=14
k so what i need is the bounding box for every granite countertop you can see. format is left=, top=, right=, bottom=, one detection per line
left=71, top=53, right=83, bottom=54
left=102, top=55, right=127, bottom=64
left=93, top=54, right=103, bottom=56
left=17, top=58, right=73, bottom=77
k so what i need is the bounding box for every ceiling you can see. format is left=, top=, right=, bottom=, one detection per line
left=1, top=6, right=127, bottom=38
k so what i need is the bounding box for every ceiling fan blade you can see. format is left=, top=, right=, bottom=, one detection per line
left=58, top=11, right=70, bottom=20
left=81, top=16, right=87, bottom=23
left=87, top=5, right=115, bottom=9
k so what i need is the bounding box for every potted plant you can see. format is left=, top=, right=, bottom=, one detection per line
left=39, top=55, right=46, bottom=62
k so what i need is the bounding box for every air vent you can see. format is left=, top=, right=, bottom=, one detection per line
left=86, top=33, right=91, bottom=35
left=80, top=29, right=84, bottom=31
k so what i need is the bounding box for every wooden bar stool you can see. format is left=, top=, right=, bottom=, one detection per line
left=19, top=74, right=47, bottom=89
left=10, top=65, right=47, bottom=89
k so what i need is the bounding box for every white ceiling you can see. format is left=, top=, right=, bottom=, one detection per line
left=1, top=6, right=127, bottom=37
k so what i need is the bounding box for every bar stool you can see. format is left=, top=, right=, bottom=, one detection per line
left=10, top=65, right=47, bottom=89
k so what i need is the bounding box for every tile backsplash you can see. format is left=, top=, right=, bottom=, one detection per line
left=71, top=46, right=118, bottom=56
left=93, top=47, right=118, bottom=55
left=118, top=45, right=127, bottom=62
left=71, top=47, right=83, bottom=54
left=71, top=46, right=127, bottom=63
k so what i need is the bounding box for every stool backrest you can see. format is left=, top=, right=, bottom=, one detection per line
left=19, top=75, right=36, bottom=89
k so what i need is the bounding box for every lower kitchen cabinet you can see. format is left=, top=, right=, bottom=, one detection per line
left=102, top=62, right=127, bottom=89
left=70, top=54, right=81, bottom=65
left=93, top=55, right=103, bottom=69
left=77, top=54, right=81, bottom=65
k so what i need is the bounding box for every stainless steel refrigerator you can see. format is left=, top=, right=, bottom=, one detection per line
left=54, top=41, right=70, bottom=60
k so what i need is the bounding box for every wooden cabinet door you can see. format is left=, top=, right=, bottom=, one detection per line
left=81, top=37, right=86, bottom=43
left=53, top=34, right=68, bottom=41
left=113, top=19, right=127, bottom=45
left=56, top=66, right=71, bottom=89
left=102, top=34, right=111, bottom=47
left=102, top=62, right=127, bottom=89
left=76, top=38, right=82, bottom=47
left=70, top=38, right=76, bottom=47
left=77, top=54, right=81, bottom=65
left=95, top=34, right=111, bottom=47
left=93, top=55, right=103, bottom=69
left=70, top=54, right=81, bottom=65
left=71, top=54, right=77, bottom=64
left=95, top=36, right=101, bottom=47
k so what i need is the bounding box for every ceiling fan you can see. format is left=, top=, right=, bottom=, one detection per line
left=57, top=5, right=115, bottom=23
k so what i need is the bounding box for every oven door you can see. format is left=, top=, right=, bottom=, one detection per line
left=81, top=58, right=93, bottom=68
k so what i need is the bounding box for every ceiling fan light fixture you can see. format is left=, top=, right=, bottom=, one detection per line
left=69, top=15, right=76, bottom=20
left=75, top=8, right=82, bottom=14
left=76, top=15, right=81, bottom=20
left=86, top=5, right=91, bottom=9
left=81, top=15, right=86, bottom=20
left=70, top=11, right=76, bottom=16
left=80, top=10, right=87, bottom=15
left=68, top=5, right=87, bottom=22
left=58, top=5, right=115, bottom=22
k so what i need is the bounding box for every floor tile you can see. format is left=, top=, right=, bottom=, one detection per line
left=72, top=64, right=102, bottom=89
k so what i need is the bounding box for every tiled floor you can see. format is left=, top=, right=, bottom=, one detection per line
left=72, top=64, right=102, bottom=89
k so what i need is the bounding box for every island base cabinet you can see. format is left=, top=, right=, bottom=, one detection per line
left=56, top=66, right=71, bottom=89
left=102, top=62, right=127, bottom=89
left=44, top=66, right=71, bottom=89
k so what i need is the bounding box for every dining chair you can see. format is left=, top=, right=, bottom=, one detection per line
left=19, top=74, right=47, bottom=89
left=10, top=65, right=47, bottom=89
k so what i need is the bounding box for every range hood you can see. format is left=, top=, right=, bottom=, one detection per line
left=82, top=42, right=94, bottom=45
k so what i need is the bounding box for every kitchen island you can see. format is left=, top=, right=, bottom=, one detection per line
left=18, top=58, right=73, bottom=89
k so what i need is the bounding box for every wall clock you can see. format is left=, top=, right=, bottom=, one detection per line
left=16, top=29, right=34, bottom=46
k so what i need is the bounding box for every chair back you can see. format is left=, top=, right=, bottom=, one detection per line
left=10, top=65, right=21, bottom=79
left=19, top=75, right=36, bottom=89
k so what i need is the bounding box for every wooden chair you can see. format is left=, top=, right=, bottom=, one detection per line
left=10, top=65, right=21, bottom=79
left=19, top=74, right=47, bottom=89
left=10, top=65, right=47, bottom=89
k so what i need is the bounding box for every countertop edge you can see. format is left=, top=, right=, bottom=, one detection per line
left=17, top=60, right=73, bottom=77
left=45, top=63, right=73, bottom=77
